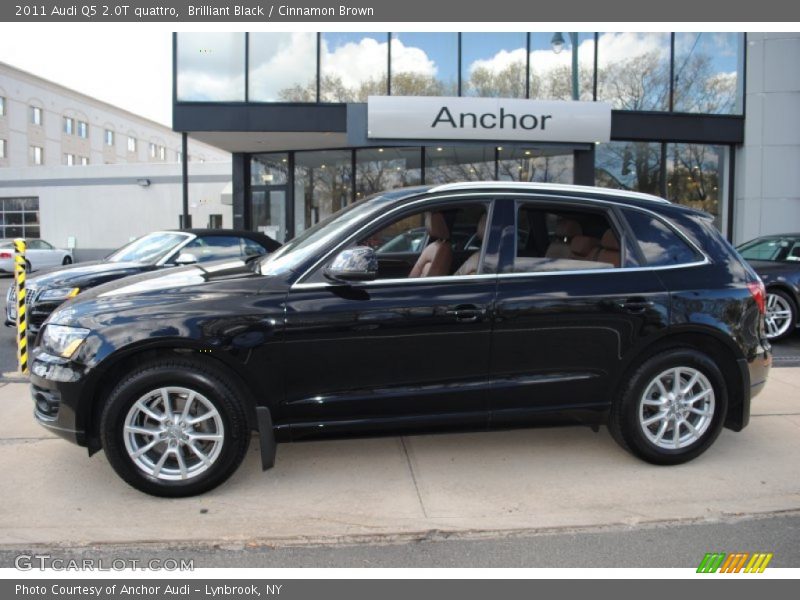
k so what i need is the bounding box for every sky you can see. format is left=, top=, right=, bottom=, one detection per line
left=0, top=27, right=173, bottom=126
left=0, top=28, right=740, bottom=124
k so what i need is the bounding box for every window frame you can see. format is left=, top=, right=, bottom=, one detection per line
left=30, top=106, right=42, bottom=126
left=0, top=138, right=6, bottom=159
left=503, top=197, right=636, bottom=274
left=63, top=116, right=74, bottom=135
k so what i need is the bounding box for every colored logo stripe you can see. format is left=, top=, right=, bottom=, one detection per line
left=697, top=552, right=773, bottom=573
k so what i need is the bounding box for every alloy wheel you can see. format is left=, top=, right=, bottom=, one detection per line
left=123, top=386, right=225, bottom=481
left=638, top=366, right=715, bottom=450
left=765, top=292, right=793, bottom=340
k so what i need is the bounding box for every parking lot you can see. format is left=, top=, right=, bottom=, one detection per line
left=0, top=273, right=798, bottom=555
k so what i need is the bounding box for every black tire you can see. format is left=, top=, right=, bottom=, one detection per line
left=24, top=260, right=31, bottom=273
left=609, top=348, right=728, bottom=465
left=62, top=256, right=73, bottom=266
left=765, top=288, right=797, bottom=342
left=100, top=358, right=250, bottom=497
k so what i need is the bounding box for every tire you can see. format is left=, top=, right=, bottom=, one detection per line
left=24, top=260, right=31, bottom=273
left=609, top=348, right=728, bottom=465
left=62, top=256, right=73, bottom=266
left=100, top=359, right=250, bottom=497
left=765, top=289, right=797, bottom=342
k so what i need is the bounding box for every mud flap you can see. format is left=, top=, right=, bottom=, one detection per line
left=255, top=406, right=277, bottom=471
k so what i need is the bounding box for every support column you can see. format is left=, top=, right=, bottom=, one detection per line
left=573, top=146, right=595, bottom=186
left=232, top=153, right=250, bottom=230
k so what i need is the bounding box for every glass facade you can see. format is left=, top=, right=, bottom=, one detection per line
left=174, top=32, right=744, bottom=112
left=666, top=143, right=728, bottom=229
left=461, top=33, right=527, bottom=98
left=355, top=147, right=422, bottom=199
left=597, top=32, right=671, bottom=111
left=294, top=150, right=353, bottom=231
left=176, top=33, right=246, bottom=101
left=673, top=33, right=743, bottom=114
left=320, top=32, right=388, bottom=102
left=249, top=33, right=317, bottom=102
left=595, top=142, right=662, bottom=195
left=0, top=197, right=40, bottom=239
left=390, top=33, right=458, bottom=96
left=497, top=147, right=573, bottom=182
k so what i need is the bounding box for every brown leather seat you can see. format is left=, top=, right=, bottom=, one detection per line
left=455, top=213, right=487, bottom=276
left=408, top=212, right=453, bottom=278
left=569, top=235, right=601, bottom=262
left=546, top=219, right=582, bottom=259
left=597, top=229, right=621, bottom=267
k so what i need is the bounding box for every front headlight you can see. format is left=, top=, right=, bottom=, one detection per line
left=38, top=287, right=80, bottom=302
left=41, top=324, right=90, bottom=359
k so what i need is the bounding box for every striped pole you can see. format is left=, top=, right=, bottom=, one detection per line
left=14, top=238, right=28, bottom=374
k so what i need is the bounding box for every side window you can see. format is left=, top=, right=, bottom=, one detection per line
left=623, top=209, right=701, bottom=267
left=39, top=240, right=54, bottom=250
left=26, top=240, right=43, bottom=250
left=512, top=204, right=623, bottom=273
left=243, top=238, right=267, bottom=257
left=183, top=236, right=243, bottom=262
left=317, top=201, right=491, bottom=281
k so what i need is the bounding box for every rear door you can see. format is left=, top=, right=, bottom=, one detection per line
left=488, top=197, right=671, bottom=424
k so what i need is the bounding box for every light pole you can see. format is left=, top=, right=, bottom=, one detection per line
left=551, top=32, right=580, bottom=101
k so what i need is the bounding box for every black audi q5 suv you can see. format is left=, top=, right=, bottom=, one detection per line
left=29, top=182, right=771, bottom=496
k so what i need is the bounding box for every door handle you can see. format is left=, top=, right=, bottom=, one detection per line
left=617, top=298, right=655, bottom=313
left=446, top=304, right=486, bottom=322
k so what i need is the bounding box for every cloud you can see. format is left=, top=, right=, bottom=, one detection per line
left=249, top=32, right=317, bottom=100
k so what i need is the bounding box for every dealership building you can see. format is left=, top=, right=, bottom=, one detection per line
left=173, top=31, right=800, bottom=245
left=0, top=61, right=231, bottom=259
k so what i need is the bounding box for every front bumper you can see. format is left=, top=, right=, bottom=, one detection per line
left=30, top=349, right=91, bottom=447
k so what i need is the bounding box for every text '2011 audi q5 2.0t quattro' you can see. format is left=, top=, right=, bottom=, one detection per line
left=29, top=183, right=771, bottom=496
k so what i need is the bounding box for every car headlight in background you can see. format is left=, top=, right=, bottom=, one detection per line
left=41, top=324, right=90, bottom=359
left=38, top=287, right=80, bottom=302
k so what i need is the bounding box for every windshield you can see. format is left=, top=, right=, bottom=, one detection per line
left=738, top=237, right=800, bottom=262
left=106, top=232, right=190, bottom=264
left=258, top=197, right=385, bottom=276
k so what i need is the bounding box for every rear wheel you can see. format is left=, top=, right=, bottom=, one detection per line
left=62, top=256, right=73, bottom=266
left=100, top=359, right=250, bottom=497
left=24, top=259, right=31, bottom=273
left=609, top=349, right=728, bottom=465
left=764, top=289, right=796, bottom=341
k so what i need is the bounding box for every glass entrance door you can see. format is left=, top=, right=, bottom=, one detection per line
left=250, top=185, right=288, bottom=243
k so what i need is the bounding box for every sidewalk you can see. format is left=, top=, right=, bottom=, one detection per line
left=0, top=370, right=798, bottom=548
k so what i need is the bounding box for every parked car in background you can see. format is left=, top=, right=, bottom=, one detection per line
left=28, top=183, right=770, bottom=496
left=5, top=229, right=280, bottom=338
left=737, top=233, right=800, bottom=341
left=0, top=238, right=72, bottom=274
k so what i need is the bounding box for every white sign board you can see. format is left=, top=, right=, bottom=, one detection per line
left=367, top=96, right=611, bottom=144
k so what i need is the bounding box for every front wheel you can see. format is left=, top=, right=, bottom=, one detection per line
left=100, top=359, right=250, bottom=497
left=609, top=349, right=728, bottom=465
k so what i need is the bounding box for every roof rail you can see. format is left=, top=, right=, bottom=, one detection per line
left=427, top=181, right=670, bottom=204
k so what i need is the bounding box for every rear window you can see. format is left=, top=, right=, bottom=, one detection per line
left=623, top=209, right=702, bottom=267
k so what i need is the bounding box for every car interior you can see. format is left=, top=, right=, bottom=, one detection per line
left=513, top=205, right=621, bottom=273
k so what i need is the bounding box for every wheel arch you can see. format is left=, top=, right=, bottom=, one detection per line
left=83, top=343, right=261, bottom=454
left=612, top=327, right=746, bottom=432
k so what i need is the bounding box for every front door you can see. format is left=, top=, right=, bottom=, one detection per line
left=280, top=197, right=501, bottom=438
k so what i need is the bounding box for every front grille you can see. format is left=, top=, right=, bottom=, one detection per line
left=32, top=384, right=61, bottom=419
left=6, top=286, right=38, bottom=321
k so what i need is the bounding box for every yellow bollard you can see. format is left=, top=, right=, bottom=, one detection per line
left=14, top=238, right=28, bottom=374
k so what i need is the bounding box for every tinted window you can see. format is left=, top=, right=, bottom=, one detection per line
left=512, top=204, right=625, bottom=273
left=738, top=237, right=797, bottom=262
left=624, top=209, right=700, bottom=266
left=243, top=237, right=268, bottom=257
left=184, top=236, right=244, bottom=262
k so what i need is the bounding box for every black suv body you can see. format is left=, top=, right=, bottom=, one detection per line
left=29, top=183, right=771, bottom=496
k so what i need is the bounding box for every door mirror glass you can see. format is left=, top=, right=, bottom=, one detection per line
left=174, top=252, right=199, bottom=265
left=323, top=246, right=378, bottom=282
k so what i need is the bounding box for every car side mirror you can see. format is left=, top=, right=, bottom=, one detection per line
left=323, top=246, right=378, bottom=283
left=174, top=252, right=198, bottom=265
